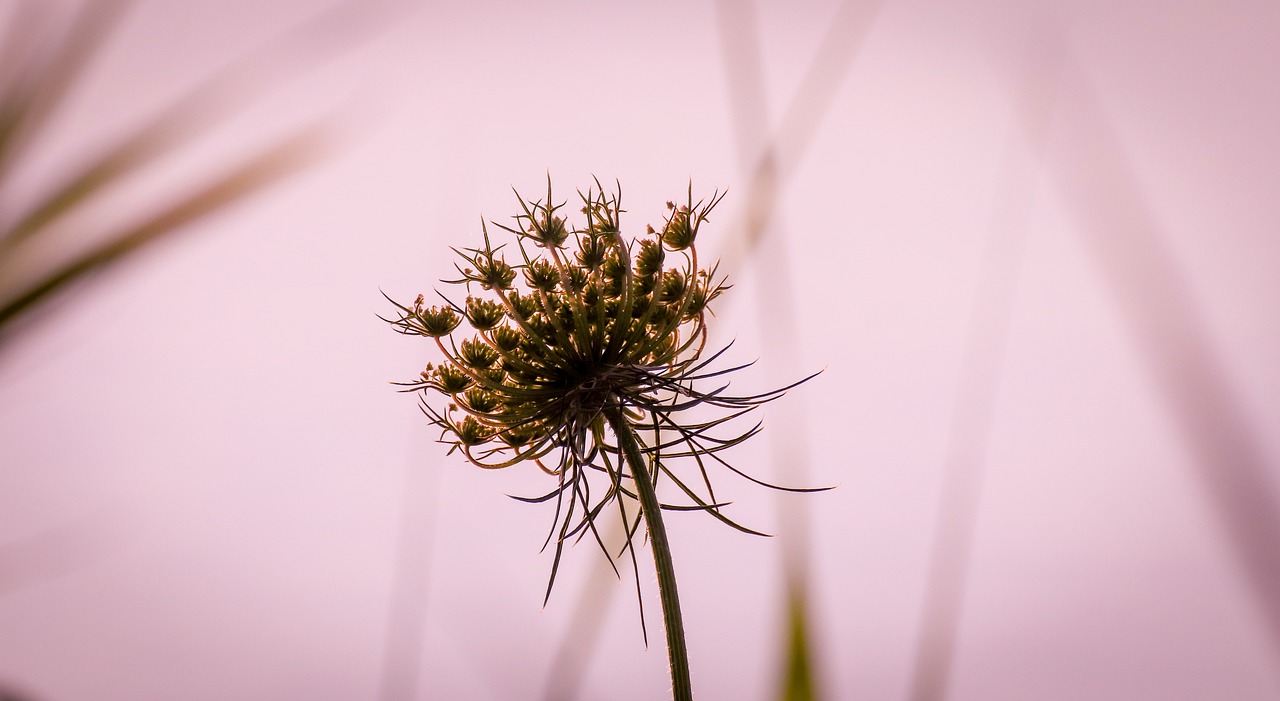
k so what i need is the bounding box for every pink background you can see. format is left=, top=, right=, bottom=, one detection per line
left=2, top=0, right=1279, bottom=699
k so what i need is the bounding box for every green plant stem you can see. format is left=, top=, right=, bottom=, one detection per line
left=603, top=404, right=693, bottom=701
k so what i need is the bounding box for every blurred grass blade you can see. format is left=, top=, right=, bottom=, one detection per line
left=0, top=0, right=408, bottom=343
left=0, top=2, right=43, bottom=96
left=0, top=128, right=324, bottom=331
left=1, top=0, right=399, bottom=251
left=781, top=590, right=818, bottom=701
left=0, top=123, right=165, bottom=251
left=905, top=19, right=1062, bottom=701
left=541, top=516, right=624, bottom=701
left=0, top=0, right=131, bottom=185
left=715, top=0, right=883, bottom=277
left=1042, top=47, right=1280, bottom=663
left=714, top=1, right=881, bottom=699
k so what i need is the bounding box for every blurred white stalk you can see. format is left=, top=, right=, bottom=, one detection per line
left=715, top=0, right=883, bottom=698
left=1040, top=40, right=1280, bottom=666
left=905, top=21, right=1062, bottom=701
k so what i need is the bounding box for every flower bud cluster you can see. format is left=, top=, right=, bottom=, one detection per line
left=387, top=181, right=728, bottom=469
left=386, top=179, right=825, bottom=609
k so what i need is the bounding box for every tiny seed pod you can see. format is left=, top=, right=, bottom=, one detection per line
left=682, top=285, right=710, bottom=320
left=635, top=240, right=665, bottom=277
left=463, top=387, right=501, bottom=413
left=466, top=297, right=506, bottom=330
left=661, top=208, right=694, bottom=251
left=455, top=415, right=493, bottom=446
left=459, top=338, right=499, bottom=369
left=490, top=326, right=523, bottom=354
left=576, top=234, right=607, bottom=269
left=528, top=214, right=568, bottom=247
left=660, top=270, right=687, bottom=303
left=418, top=306, right=461, bottom=337
left=634, top=273, right=657, bottom=296
left=602, top=252, right=627, bottom=280
left=476, top=257, right=516, bottom=290
left=436, top=364, right=473, bottom=394
left=563, top=266, right=589, bottom=294
left=524, top=259, right=560, bottom=292
left=506, top=290, right=538, bottom=320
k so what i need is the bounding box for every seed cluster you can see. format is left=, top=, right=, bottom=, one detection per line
left=388, top=182, right=727, bottom=471
left=387, top=180, right=817, bottom=600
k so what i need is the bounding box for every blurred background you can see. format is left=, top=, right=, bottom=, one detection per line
left=2, top=0, right=1278, bottom=699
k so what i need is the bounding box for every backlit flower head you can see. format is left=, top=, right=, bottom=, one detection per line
left=385, top=178, right=819, bottom=601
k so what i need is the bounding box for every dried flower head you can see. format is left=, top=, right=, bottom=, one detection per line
left=385, top=178, right=819, bottom=603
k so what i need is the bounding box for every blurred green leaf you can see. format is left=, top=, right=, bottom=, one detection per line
left=781, top=590, right=819, bottom=701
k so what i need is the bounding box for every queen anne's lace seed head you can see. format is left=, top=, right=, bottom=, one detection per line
left=385, top=178, right=821, bottom=600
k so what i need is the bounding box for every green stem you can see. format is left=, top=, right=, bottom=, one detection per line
left=603, top=404, right=693, bottom=701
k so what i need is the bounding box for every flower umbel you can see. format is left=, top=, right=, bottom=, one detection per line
left=384, top=179, right=820, bottom=697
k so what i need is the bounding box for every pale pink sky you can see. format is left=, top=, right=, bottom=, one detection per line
left=1, top=0, right=1279, bottom=699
